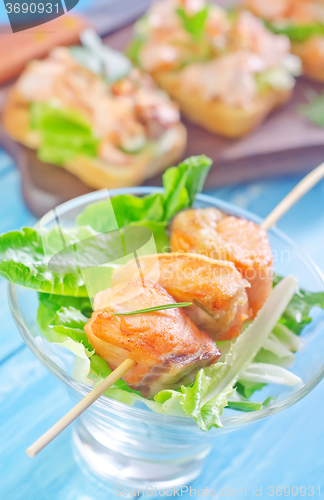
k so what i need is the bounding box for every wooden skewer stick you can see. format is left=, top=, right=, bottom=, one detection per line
left=261, top=163, right=324, bottom=231
left=26, top=163, right=324, bottom=458
left=26, top=358, right=136, bottom=458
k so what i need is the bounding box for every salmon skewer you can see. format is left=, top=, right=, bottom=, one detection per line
left=112, top=253, right=250, bottom=341
left=26, top=164, right=324, bottom=458
left=170, top=208, right=273, bottom=317
left=84, top=279, right=220, bottom=399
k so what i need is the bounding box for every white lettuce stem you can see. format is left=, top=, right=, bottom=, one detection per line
left=201, top=276, right=298, bottom=406
left=263, top=333, right=296, bottom=359
left=272, top=324, right=304, bottom=352
left=240, top=362, right=301, bottom=386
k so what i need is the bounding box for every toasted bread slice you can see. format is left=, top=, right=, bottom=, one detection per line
left=291, top=39, right=324, bottom=83
left=151, top=70, right=292, bottom=138
left=2, top=87, right=187, bottom=190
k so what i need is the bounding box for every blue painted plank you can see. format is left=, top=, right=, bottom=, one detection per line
left=0, top=281, right=25, bottom=363
left=0, top=159, right=36, bottom=362
left=0, top=150, right=15, bottom=178
left=191, top=379, right=324, bottom=493
left=0, top=165, right=36, bottom=234
left=0, top=348, right=323, bottom=500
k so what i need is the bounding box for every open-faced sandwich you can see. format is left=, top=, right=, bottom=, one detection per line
left=244, top=0, right=324, bottom=82
left=2, top=30, right=187, bottom=190
left=128, top=0, right=301, bottom=137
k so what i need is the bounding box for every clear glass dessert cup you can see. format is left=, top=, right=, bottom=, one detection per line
left=8, top=188, right=324, bottom=490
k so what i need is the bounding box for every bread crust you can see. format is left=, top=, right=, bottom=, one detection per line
left=2, top=87, right=187, bottom=190
left=151, top=70, right=292, bottom=138
left=291, top=39, right=324, bottom=83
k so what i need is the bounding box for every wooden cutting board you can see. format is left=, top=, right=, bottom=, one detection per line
left=1, top=22, right=324, bottom=218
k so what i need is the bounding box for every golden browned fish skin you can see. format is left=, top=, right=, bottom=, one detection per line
left=112, top=252, right=249, bottom=341
left=84, top=279, right=220, bottom=398
left=170, top=208, right=273, bottom=317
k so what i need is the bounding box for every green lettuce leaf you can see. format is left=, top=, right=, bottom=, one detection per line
left=0, top=224, right=133, bottom=296
left=177, top=6, right=209, bottom=39
left=112, top=194, right=165, bottom=228
left=69, top=46, right=103, bottom=76
left=50, top=306, right=93, bottom=349
left=274, top=275, right=324, bottom=334
left=59, top=337, right=94, bottom=385
left=299, top=91, right=324, bottom=128
left=30, top=102, right=99, bottom=166
left=227, top=400, right=262, bottom=412
left=37, top=293, right=92, bottom=342
left=265, top=20, right=324, bottom=43
left=130, top=221, right=169, bottom=254
left=0, top=158, right=212, bottom=295
left=235, top=380, right=267, bottom=399
left=71, top=30, right=132, bottom=83
left=0, top=227, right=89, bottom=296
left=162, top=155, right=212, bottom=220
left=126, top=15, right=150, bottom=65
left=180, top=363, right=235, bottom=430
left=126, top=38, right=145, bottom=66
left=227, top=396, right=272, bottom=413
left=191, top=389, right=234, bottom=430
left=77, top=155, right=212, bottom=230
left=256, top=67, right=295, bottom=94
left=77, top=192, right=164, bottom=231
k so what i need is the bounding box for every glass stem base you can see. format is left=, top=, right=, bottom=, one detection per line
left=72, top=419, right=211, bottom=490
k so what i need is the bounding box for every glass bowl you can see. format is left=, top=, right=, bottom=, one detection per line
left=8, top=188, right=324, bottom=490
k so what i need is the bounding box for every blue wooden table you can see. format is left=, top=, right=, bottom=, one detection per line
left=0, top=149, right=323, bottom=500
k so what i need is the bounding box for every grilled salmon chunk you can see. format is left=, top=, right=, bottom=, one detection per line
left=170, top=208, right=273, bottom=317
left=84, top=279, right=220, bottom=399
left=112, top=253, right=249, bottom=341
